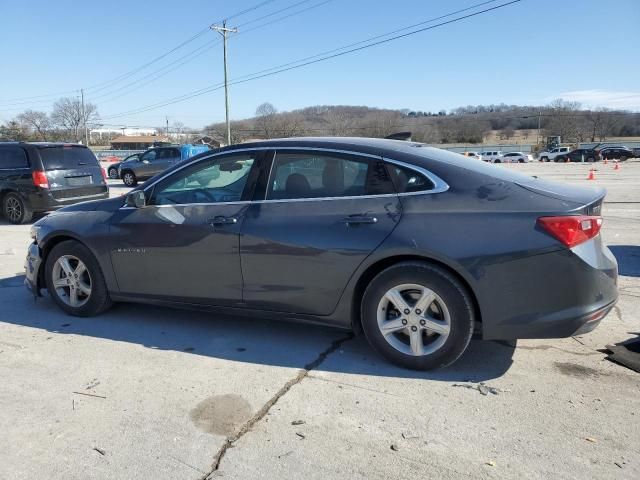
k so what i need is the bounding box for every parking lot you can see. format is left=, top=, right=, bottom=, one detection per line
left=1, top=160, right=639, bottom=479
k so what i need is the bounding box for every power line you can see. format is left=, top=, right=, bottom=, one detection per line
left=100, top=0, right=521, bottom=120
left=0, top=0, right=280, bottom=105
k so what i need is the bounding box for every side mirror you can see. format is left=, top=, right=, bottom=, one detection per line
left=125, top=190, right=146, bottom=208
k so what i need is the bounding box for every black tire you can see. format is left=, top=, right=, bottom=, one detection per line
left=620, top=156, right=627, bottom=162
left=44, top=240, right=113, bottom=317
left=122, top=170, right=137, bottom=187
left=2, top=192, right=33, bottom=224
left=587, top=157, right=595, bottom=162
left=361, top=261, right=475, bottom=370
left=108, top=167, right=119, bottom=179
left=494, top=159, right=501, bottom=163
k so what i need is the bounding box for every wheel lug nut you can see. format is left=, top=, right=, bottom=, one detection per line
left=420, top=319, right=426, bottom=326
left=411, top=326, right=418, bottom=332
left=401, top=319, right=407, bottom=325
left=415, top=309, right=422, bottom=315
left=403, top=309, right=410, bottom=314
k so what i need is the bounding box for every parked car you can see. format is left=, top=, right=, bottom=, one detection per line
left=597, top=146, right=634, bottom=161
left=556, top=148, right=601, bottom=163
left=107, top=153, right=140, bottom=179
left=538, top=146, right=570, bottom=162
left=0, top=142, right=108, bottom=224
left=501, top=152, right=533, bottom=163
left=25, top=138, right=618, bottom=370
left=480, top=151, right=504, bottom=163
left=462, top=151, right=482, bottom=160
left=119, top=144, right=210, bottom=186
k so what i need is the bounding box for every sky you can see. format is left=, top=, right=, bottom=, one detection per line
left=1, top=0, right=639, bottom=129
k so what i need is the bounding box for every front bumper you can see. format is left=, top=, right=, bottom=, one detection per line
left=24, top=242, right=43, bottom=296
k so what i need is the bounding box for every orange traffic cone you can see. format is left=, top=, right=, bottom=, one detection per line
left=587, top=168, right=595, bottom=180
left=614, top=161, right=620, bottom=171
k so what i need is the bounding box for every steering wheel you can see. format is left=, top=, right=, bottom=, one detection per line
left=192, top=188, right=217, bottom=202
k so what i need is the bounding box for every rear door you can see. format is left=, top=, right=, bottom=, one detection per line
left=240, top=149, right=402, bottom=315
left=37, top=145, right=106, bottom=198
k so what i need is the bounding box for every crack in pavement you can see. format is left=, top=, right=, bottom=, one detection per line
left=199, top=332, right=354, bottom=480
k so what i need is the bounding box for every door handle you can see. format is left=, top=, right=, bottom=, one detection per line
left=208, top=216, right=238, bottom=226
left=340, top=215, right=378, bottom=225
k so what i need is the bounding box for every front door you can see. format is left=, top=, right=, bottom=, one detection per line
left=240, top=149, right=402, bottom=315
left=109, top=151, right=262, bottom=304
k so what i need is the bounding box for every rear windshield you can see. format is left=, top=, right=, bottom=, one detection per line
left=38, top=146, right=99, bottom=170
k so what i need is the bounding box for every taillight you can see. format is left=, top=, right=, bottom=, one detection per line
left=101, top=168, right=107, bottom=181
left=32, top=170, right=49, bottom=189
left=537, top=215, right=603, bottom=248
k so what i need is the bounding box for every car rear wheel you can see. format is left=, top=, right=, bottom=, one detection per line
left=122, top=171, right=137, bottom=187
left=620, top=156, right=627, bottom=162
left=2, top=192, right=33, bottom=224
left=45, top=240, right=113, bottom=317
left=108, top=167, right=119, bottom=179
left=587, top=157, right=595, bottom=162
left=361, top=262, right=474, bottom=370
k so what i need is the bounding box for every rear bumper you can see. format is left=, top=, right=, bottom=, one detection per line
left=478, top=236, right=618, bottom=340
left=27, top=187, right=109, bottom=213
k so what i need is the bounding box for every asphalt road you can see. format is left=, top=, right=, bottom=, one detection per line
left=1, top=160, right=638, bottom=479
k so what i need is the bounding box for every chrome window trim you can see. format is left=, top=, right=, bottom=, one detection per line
left=119, top=146, right=449, bottom=209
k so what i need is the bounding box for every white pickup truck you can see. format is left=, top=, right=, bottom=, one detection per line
left=538, top=146, right=570, bottom=162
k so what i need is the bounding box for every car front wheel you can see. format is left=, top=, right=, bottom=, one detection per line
left=108, top=167, right=119, bottom=179
left=361, top=262, right=474, bottom=370
left=122, top=171, right=137, bottom=187
left=45, top=240, right=113, bottom=317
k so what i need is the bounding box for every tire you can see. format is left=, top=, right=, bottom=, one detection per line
left=541, top=156, right=548, bottom=162
left=122, top=170, right=137, bottom=187
left=587, top=157, right=595, bottom=162
left=620, top=156, right=627, bottom=162
left=361, top=261, right=475, bottom=370
left=2, top=192, right=33, bottom=224
left=494, top=159, right=501, bottom=164
left=45, top=240, right=113, bottom=317
left=108, top=167, right=119, bottom=179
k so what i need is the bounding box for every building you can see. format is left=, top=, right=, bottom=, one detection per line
left=110, top=135, right=169, bottom=150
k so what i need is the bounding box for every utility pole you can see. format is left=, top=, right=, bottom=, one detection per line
left=211, top=20, right=238, bottom=146
left=166, top=116, right=169, bottom=141
left=80, top=88, right=89, bottom=146
left=536, top=111, right=542, bottom=146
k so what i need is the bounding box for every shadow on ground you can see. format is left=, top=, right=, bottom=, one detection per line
left=0, top=274, right=515, bottom=382
left=609, top=245, right=640, bottom=277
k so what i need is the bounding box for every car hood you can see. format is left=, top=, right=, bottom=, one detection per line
left=50, top=196, right=124, bottom=214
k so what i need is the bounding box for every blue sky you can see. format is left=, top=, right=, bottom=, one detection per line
left=1, top=0, right=639, bottom=128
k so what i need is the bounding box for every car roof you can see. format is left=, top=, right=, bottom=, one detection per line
left=0, top=141, right=89, bottom=149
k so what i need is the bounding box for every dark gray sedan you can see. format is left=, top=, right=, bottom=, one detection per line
left=25, top=138, right=618, bottom=370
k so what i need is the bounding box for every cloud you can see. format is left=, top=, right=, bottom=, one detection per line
left=554, top=89, right=640, bottom=111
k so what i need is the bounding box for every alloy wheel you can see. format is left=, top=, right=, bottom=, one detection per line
left=51, top=255, right=92, bottom=307
left=123, top=173, right=134, bottom=186
left=5, top=197, right=22, bottom=223
left=108, top=168, right=119, bottom=179
left=376, top=283, right=451, bottom=356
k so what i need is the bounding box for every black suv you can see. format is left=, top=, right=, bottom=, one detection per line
left=597, top=146, right=634, bottom=161
left=0, top=142, right=108, bottom=224
left=556, top=148, right=601, bottom=163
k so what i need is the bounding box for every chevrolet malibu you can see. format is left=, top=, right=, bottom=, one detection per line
left=25, top=138, right=618, bottom=370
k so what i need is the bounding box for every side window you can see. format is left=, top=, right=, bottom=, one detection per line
left=141, top=150, right=157, bottom=162
left=0, top=147, right=29, bottom=169
left=388, top=164, right=435, bottom=193
left=266, top=152, right=394, bottom=200
left=150, top=153, right=256, bottom=205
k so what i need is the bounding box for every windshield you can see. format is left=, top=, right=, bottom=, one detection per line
left=38, top=146, right=99, bottom=170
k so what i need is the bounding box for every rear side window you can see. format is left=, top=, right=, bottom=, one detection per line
left=38, top=146, right=99, bottom=170
left=388, top=164, right=435, bottom=193
left=0, top=147, right=29, bottom=169
left=267, top=152, right=394, bottom=200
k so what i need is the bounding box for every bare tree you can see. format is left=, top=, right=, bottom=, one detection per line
left=325, top=109, right=353, bottom=136
left=16, top=110, right=52, bottom=141
left=255, top=102, right=278, bottom=138
left=544, top=99, right=582, bottom=143
left=51, top=97, right=99, bottom=142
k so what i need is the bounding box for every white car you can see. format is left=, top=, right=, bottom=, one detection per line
left=501, top=152, right=533, bottom=163
left=480, top=151, right=504, bottom=163
left=538, top=146, right=570, bottom=162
